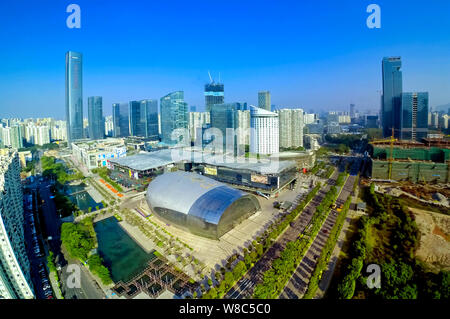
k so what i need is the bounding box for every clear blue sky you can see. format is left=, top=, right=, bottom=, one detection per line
left=0, top=0, right=449, bottom=119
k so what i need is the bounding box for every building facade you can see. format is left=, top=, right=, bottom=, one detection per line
left=65, top=51, right=84, bottom=146
left=189, top=112, right=210, bottom=143
left=205, top=82, right=224, bottom=113
left=381, top=57, right=403, bottom=138
left=401, top=92, right=428, bottom=141
left=112, top=103, right=130, bottom=138
left=160, top=91, right=189, bottom=145
left=258, top=91, right=271, bottom=111
left=0, top=150, right=34, bottom=299
left=278, top=108, right=304, bottom=149
left=250, top=106, right=279, bottom=155
left=88, top=96, right=104, bottom=140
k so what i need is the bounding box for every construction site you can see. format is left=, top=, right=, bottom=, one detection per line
left=369, top=135, right=450, bottom=183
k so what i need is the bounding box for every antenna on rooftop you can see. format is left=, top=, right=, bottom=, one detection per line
left=208, top=70, right=213, bottom=84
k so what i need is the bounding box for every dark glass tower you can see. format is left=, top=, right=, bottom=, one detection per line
left=112, top=103, right=130, bottom=138
left=381, top=57, right=403, bottom=138
left=65, top=51, right=83, bottom=145
left=88, top=96, right=104, bottom=140
left=129, top=100, right=145, bottom=137
left=160, top=91, right=188, bottom=145
left=401, top=92, right=428, bottom=141
left=205, top=82, right=224, bottom=113
left=141, top=99, right=159, bottom=141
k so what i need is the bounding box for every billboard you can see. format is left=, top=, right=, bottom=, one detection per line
left=204, top=166, right=217, bottom=176
left=251, top=174, right=269, bottom=184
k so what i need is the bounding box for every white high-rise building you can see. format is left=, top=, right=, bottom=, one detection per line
left=278, top=108, right=304, bottom=149
left=189, top=112, right=210, bottom=143
left=250, top=106, right=279, bottom=155
left=237, top=110, right=250, bottom=147
left=0, top=149, right=34, bottom=299
left=104, top=116, right=114, bottom=137
left=304, top=113, right=318, bottom=124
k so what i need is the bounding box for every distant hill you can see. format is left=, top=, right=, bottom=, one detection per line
left=433, top=103, right=450, bottom=113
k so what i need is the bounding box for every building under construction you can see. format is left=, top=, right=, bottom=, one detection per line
left=369, top=138, right=450, bottom=183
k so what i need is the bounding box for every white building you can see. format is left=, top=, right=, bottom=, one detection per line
left=189, top=112, right=210, bottom=143
left=304, top=113, right=318, bottom=124
left=278, top=108, right=304, bottom=149
left=250, top=106, right=279, bottom=155
left=0, top=149, right=34, bottom=299
left=104, top=116, right=114, bottom=137
left=71, top=138, right=127, bottom=169
left=237, top=110, right=250, bottom=147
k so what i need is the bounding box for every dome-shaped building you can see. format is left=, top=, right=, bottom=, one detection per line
left=145, top=171, right=261, bottom=239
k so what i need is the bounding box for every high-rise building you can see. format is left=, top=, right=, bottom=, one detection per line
left=381, top=57, right=402, bottom=138
left=250, top=106, right=279, bottom=155
left=205, top=82, right=224, bottom=113
left=258, top=91, right=271, bottom=111
left=88, top=96, right=104, bottom=140
left=112, top=103, right=130, bottom=138
left=160, top=91, right=188, bottom=145
left=237, top=110, right=250, bottom=148
left=350, top=104, right=356, bottom=119
left=401, top=92, right=428, bottom=141
left=210, top=102, right=247, bottom=155
left=189, top=112, right=210, bottom=143
left=278, top=109, right=304, bottom=149
left=129, top=101, right=145, bottom=137
left=9, top=126, right=23, bottom=149
left=104, top=116, right=114, bottom=137
left=65, top=51, right=84, bottom=146
left=141, top=99, right=159, bottom=141
left=0, top=150, right=34, bottom=299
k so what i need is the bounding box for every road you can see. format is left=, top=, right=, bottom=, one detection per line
left=279, top=158, right=361, bottom=299
left=225, top=162, right=348, bottom=299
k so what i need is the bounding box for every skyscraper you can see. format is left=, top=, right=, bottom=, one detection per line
left=112, top=103, right=129, bottom=138
left=129, top=100, right=159, bottom=140
left=381, top=57, right=403, bottom=138
left=9, top=126, right=23, bottom=149
left=205, top=82, right=224, bottom=113
left=278, top=109, right=304, bottom=149
left=401, top=92, right=428, bottom=141
left=65, top=51, right=84, bottom=146
left=160, top=91, right=188, bottom=145
left=0, top=149, right=34, bottom=299
left=88, top=96, right=104, bottom=140
left=210, top=102, right=247, bottom=155
left=258, top=91, right=271, bottom=111
left=350, top=103, right=355, bottom=119
left=250, top=106, right=279, bottom=155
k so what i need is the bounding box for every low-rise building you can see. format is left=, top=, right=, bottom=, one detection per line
left=71, top=138, right=127, bottom=170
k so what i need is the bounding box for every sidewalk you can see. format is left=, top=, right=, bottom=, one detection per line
left=49, top=271, right=64, bottom=299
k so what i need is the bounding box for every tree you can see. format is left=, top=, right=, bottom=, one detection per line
left=232, top=261, right=247, bottom=280
left=208, top=287, right=217, bottom=299
left=224, top=271, right=234, bottom=288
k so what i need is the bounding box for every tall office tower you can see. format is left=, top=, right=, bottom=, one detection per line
left=112, top=103, right=130, bottom=138
left=189, top=112, right=210, bottom=143
left=160, top=91, right=189, bottom=145
left=141, top=99, right=159, bottom=141
left=350, top=104, right=356, bottom=119
left=210, top=102, right=247, bottom=155
left=278, top=109, right=304, bottom=149
left=401, top=92, right=428, bottom=141
left=237, top=110, right=250, bottom=147
left=431, top=112, right=439, bottom=128
left=65, top=51, right=83, bottom=146
left=9, top=126, right=23, bottom=149
left=35, top=126, right=50, bottom=146
left=205, top=82, right=224, bottom=113
left=250, top=106, right=279, bottom=155
left=88, top=96, right=104, bottom=140
left=0, top=150, right=34, bottom=299
left=382, top=57, right=403, bottom=138
left=258, top=91, right=271, bottom=111
left=104, top=116, right=114, bottom=137
left=129, top=101, right=145, bottom=137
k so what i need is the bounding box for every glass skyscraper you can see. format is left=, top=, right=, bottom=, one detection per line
left=381, top=57, right=403, bottom=138
left=65, top=51, right=84, bottom=146
left=128, top=99, right=159, bottom=140
left=401, top=92, right=428, bottom=141
left=160, top=91, right=188, bottom=145
left=210, top=102, right=247, bottom=155
left=258, top=91, right=271, bottom=111
left=88, top=96, right=104, bottom=140
left=112, top=103, right=130, bottom=138
left=205, top=82, right=224, bottom=113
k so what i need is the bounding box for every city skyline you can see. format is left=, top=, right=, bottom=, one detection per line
left=1, top=1, right=450, bottom=118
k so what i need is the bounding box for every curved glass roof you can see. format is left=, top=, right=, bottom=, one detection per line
left=187, top=185, right=247, bottom=225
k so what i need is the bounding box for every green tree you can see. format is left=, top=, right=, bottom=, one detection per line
left=232, top=261, right=247, bottom=281
left=224, top=271, right=234, bottom=288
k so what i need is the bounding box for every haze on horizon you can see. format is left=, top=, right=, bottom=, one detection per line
left=0, top=0, right=449, bottom=119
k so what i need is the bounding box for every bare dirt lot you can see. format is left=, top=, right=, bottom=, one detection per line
left=410, top=207, right=450, bottom=272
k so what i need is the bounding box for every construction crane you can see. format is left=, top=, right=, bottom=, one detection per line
left=372, top=127, right=398, bottom=179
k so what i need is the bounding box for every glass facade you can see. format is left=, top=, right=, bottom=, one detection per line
left=65, top=51, right=84, bottom=145
left=258, top=91, right=271, bottom=111
left=88, top=96, right=104, bottom=140
left=141, top=99, right=159, bottom=141
left=401, top=92, right=428, bottom=141
left=160, top=91, right=188, bottom=145
left=382, top=57, right=403, bottom=138
left=112, top=103, right=130, bottom=138
left=205, top=83, right=224, bottom=113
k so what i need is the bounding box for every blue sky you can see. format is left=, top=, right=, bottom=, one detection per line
left=0, top=0, right=449, bottom=119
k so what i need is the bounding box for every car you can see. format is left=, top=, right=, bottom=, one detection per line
left=322, top=229, right=328, bottom=234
